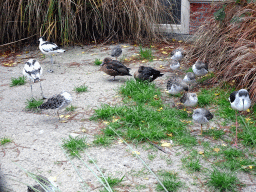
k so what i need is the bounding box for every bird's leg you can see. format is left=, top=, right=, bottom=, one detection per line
left=113, top=76, right=116, bottom=81
left=233, top=111, right=238, bottom=148
left=30, top=82, right=34, bottom=101
left=201, top=124, right=203, bottom=135
left=48, top=55, right=54, bottom=73
left=39, top=81, right=46, bottom=99
left=57, top=110, right=60, bottom=120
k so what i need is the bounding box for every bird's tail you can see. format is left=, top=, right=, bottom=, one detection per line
left=56, top=49, right=65, bottom=53
left=38, top=102, right=51, bottom=109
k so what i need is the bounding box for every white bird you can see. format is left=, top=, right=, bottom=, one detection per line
left=171, top=48, right=184, bottom=61
left=192, top=60, right=208, bottom=77
left=180, top=93, right=198, bottom=107
left=27, top=175, right=59, bottom=192
left=38, top=91, right=72, bottom=120
left=169, top=59, right=180, bottom=70
left=192, top=108, right=214, bottom=135
left=167, top=75, right=188, bottom=95
left=23, top=59, right=46, bottom=99
left=183, top=72, right=196, bottom=85
left=111, top=45, right=122, bottom=60
left=38, top=37, right=65, bottom=73
left=229, top=89, right=251, bottom=147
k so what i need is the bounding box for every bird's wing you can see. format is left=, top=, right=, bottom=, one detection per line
left=229, top=91, right=237, bottom=103
left=106, top=61, right=130, bottom=75
left=41, top=41, right=60, bottom=52
left=180, top=93, right=188, bottom=103
left=39, top=94, right=65, bottom=109
left=203, top=109, right=214, bottom=121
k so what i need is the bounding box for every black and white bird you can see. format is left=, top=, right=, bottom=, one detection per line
left=229, top=89, right=251, bottom=147
left=27, top=175, right=59, bottom=192
left=167, top=75, right=188, bottom=95
left=23, top=59, right=46, bottom=99
left=134, top=66, right=164, bottom=82
left=169, top=59, right=180, bottom=70
left=192, top=60, right=208, bottom=77
left=38, top=91, right=72, bottom=120
left=183, top=72, right=196, bottom=85
left=39, top=37, right=65, bottom=73
left=192, top=108, right=214, bottom=135
left=170, top=48, right=184, bottom=61
left=180, top=93, right=198, bottom=107
left=111, top=45, right=122, bottom=60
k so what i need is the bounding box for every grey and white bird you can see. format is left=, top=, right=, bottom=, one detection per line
left=170, top=48, right=184, bottom=61
left=111, top=45, right=122, bottom=60
left=183, top=72, right=196, bottom=85
left=23, top=59, right=46, bottom=99
left=169, top=59, right=180, bottom=70
left=38, top=91, right=72, bottom=120
left=39, top=37, right=65, bottom=73
left=167, top=75, right=188, bottom=95
left=229, top=89, right=251, bottom=147
left=27, top=175, right=59, bottom=192
left=192, top=60, right=208, bottom=77
left=192, top=108, right=214, bottom=135
left=180, top=93, right=198, bottom=107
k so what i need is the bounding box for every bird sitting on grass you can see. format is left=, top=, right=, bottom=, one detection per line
left=134, top=66, right=164, bottom=82
left=180, top=93, right=198, bottom=107
left=39, top=37, right=65, bottom=73
left=192, top=108, right=213, bottom=135
left=38, top=91, right=72, bottom=120
left=192, top=60, right=208, bottom=77
left=183, top=72, right=196, bottom=85
left=27, top=175, right=59, bottom=192
left=111, top=45, right=122, bottom=60
left=23, top=59, right=46, bottom=99
left=99, top=57, right=132, bottom=81
left=229, top=89, right=251, bottom=147
left=166, top=75, right=188, bottom=95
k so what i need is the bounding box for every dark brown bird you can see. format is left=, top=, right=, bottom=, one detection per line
left=134, top=66, right=164, bottom=82
left=100, top=57, right=132, bottom=81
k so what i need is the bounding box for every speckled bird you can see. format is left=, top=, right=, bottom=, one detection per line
left=111, top=45, right=122, bottom=60
left=192, top=108, right=213, bottom=135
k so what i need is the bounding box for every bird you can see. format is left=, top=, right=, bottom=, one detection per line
left=38, top=91, right=72, bottom=120
left=134, top=66, right=164, bottom=82
left=183, top=72, right=196, bottom=85
left=180, top=93, right=198, bottom=107
left=166, top=75, right=188, bottom=95
left=99, top=57, right=132, bottom=81
left=229, top=89, right=251, bottom=147
left=27, top=175, right=58, bottom=192
left=192, top=60, right=208, bottom=77
left=111, top=45, right=122, bottom=60
left=192, top=108, right=214, bottom=135
left=169, top=59, right=180, bottom=70
left=23, top=59, right=46, bottom=99
left=38, top=37, right=65, bottom=73
left=170, top=48, right=185, bottom=61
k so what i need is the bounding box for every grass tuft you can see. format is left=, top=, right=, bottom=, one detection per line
left=156, top=171, right=182, bottom=192
left=10, top=76, right=26, bottom=87
left=74, top=85, right=88, bottom=93
left=0, top=137, right=12, bottom=145
left=25, top=98, right=44, bottom=111
left=139, top=46, right=153, bottom=61
left=66, top=105, right=77, bottom=111
left=62, top=136, right=88, bottom=158
left=94, top=58, right=102, bottom=66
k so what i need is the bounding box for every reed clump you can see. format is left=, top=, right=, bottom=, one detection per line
left=0, top=0, right=177, bottom=46
left=186, top=1, right=256, bottom=103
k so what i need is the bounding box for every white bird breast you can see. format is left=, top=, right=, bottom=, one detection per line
left=231, top=96, right=251, bottom=111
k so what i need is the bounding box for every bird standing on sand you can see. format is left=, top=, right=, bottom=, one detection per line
left=229, top=89, right=251, bottom=147
left=100, top=57, right=132, bottom=81
left=39, top=37, right=65, bottom=73
left=23, top=59, right=46, bottom=99
left=167, top=75, right=188, bottom=95
left=27, top=175, right=58, bottom=192
left=134, top=66, right=164, bottom=82
left=192, top=60, right=208, bottom=77
left=180, top=93, right=198, bottom=107
left=192, top=108, right=213, bottom=135
left=38, top=91, right=72, bottom=120
left=111, top=45, right=122, bottom=60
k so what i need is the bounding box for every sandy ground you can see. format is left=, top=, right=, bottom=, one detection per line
left=0, top=43, right=255, bottom=192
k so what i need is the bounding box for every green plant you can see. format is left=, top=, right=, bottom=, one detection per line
left=25, top=98, right=44, bottom=111
left=101, top=175, right=124, bottom=188
left=94, top=58, right=102, bottom=66
left=10, top=76, right=26, bottom=87
left=197, top=72, right=215, bottom=83
left=156, top=171, right=182, bottom=192
left=0, top=137, right=12, bottom=145
left=66, top=105, right=77, bottom=111
left=74, top=85, right=88, bottom=93
left=139, top=46, right=153, bottom=61
left=62, top=136, right=88, bottom=157
left=93, top=134, right=113, bottom=146
left=148, top=153, right=157, bottom=161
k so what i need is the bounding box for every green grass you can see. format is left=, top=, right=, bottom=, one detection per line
left=93, top=134, right=113, bottom=146
left=94, top=58, right=102, bottom=66
left=25, top=98, right=44, bottom=111
left=74, top=85, right=88, bottom=93
left=207, top=169, right=240, bottom=192
left=66, top=105, right=77, bottom=111
left=197, top=72, right=215, bottom=83
left=156, top=171, right=183, bottom=192
left=139, top=46, right=153, bottom=61
left=62, top=135, right=88, bottom=158
left=101, top=175, right=124, bottom=189
left=185, top=67, right=193, bottom=73
left=203, top=128, right=225, bottom=139
left=0, top=137, right=12, bottom=145
left=10, top=76, right=26, bottom=87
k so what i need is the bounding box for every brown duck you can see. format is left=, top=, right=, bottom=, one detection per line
left=134, top=66, right=164, bottom=82
left=100, top=57, right=132, bottom=80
